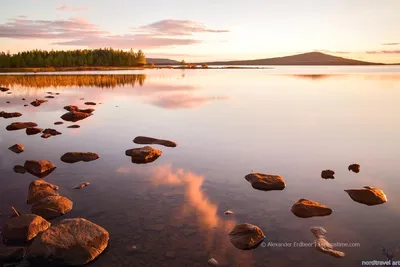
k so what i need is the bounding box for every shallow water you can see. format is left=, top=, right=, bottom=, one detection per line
left=1, top=67, right=400, bottom=267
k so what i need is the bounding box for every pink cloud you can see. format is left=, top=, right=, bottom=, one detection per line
left=57, top=5, right=88, bottom=11
left=148, top=94, right=228, bottom=109
left=366, top=50, right=400, bottom=54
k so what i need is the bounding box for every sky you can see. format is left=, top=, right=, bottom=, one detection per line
left=0, top=0, right=399, bottom=63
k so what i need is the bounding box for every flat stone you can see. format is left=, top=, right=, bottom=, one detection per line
left=6, top=122, right=37, bottom=131
left=321, top=170, right=335, bottom=179
left=61, top=111, right=92, bottom=122
left=0, top=87, right=10, bottom=92
left=125, top=146, right=162, bottom=164
left=67, top=125, right=80, bottom=129
left=42, top=128, right=62, bottom=136
left=54, top=121, right=64, bottom=125
left=245, top=173, right=286, bottom=191
left=0, top=111, right=22, bottom=119
left=60, top=152, right=99, bottom=163
left=228, top=223, right=265, bottom=250
left=13, top=165, right=26, bottom=174
left=24, top=160, right=56, bottom=178
left=84, top=102, right=96, bottom=105
left=348, top=164, right=360, bottom=173
left=310, top=226, right=327, bottom=238
left=63, top=105, right=94, bottom=114
left=31, top=195, right=73, bottom=220
left=291, top=199, right=333, bottom=218
left=26, top=218, right=109, bottom=266
left=2, top=214, right=50, bottom=243
left=30, top=99, right=47, bottom=107
left=314, top=237, right=345, bottom=258
left=344, top=186, right=387, bottom=206
left=8, top=144, right=24, bottom=154
left=44, top=96, right=55, bottom=99
left=224, top=210, right=233, bottom=215
left=74, top=182, right=90, bottom=189
left=27, top=180, right=59, bottom=204
left=133, top=136, right=177, bottom=147
left=26, top=127, right=43, bottom=135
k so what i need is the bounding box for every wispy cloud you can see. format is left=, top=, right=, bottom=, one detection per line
left=381, top=42, right=400, bottom=46
left=366, top=50, right=400, bottom=54
left=314, top=49, right=350, bottom=54
left=148, top=94, right=228, bottom=109
left=57, top=5, right=88, bottom=11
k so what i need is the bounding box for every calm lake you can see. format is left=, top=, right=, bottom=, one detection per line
left=1, top=66, right=400, bottom=267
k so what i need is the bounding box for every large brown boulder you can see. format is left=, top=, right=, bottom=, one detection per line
left=291, top=199, right=333, bottom=218
left=27, top=180, right=59, bottom=204
left=228, top=223, right=265, bottom=250
left=31, top=196, right=73, bottom=220
left=321, top=170, right=335, bottom=179
left=60, top=152, right=99, bottom=163
left=344, top=186, right=387, bottom=206
left=244, top=173, right=286, bottom=191
left=348, top=164, right=360, bottom=173
left=26, top=127, right=43, bottom=135
left=30, top=100, right=47, bottom=107
left=133, top=136, right=177, bottom=147
left=61, top=111, right=92, bottom=122
left=0, top=111, right=22, bottom=119
left=2, top=214, right=50, bottom=243
left=125, top=146, right=162, bottom=164
left=8, top=144, right=24, bottom=154
left=6, top=122, right=38, bottom=131
left=26, top=218, right=109, bottom=266
left=63, top=105, right=94, bottom=114
left=24, top=160, right=56, bottom=178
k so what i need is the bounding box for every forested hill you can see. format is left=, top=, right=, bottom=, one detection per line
left=0, top=49, right=146, bottom=68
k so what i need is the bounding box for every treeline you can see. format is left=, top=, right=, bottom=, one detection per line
left=0, top=49, right=146, bottom=68
left=0, top=74, right=146, bottom=88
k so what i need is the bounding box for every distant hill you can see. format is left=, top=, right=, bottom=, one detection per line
left=200, top=52, right=383, bottom=66
left=146, top=58, right=180, bottom=65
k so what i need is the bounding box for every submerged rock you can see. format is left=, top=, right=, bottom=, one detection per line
left=0, top=111, right=22, bottom=119
left=245, top=173, right=286, bottom=191
left=348, top=164, right=360, bottom=173
left=344, top=186, right=387, bottom=206
left=44, top=96, right=55, bottom=99
left=9, top=144, right=24, bottom=154
left=61, top=152, right=99, bottom=163
left=125, top=146, right=162, bottom=164
left=84, top=101, right=96, bottom=105
left=54, top=121, right=64, bottom=125
left=229, top=223, right=265, bottom=250
left=30, top=99, right=47, bottom=107
left=133, top=136, right=177, bottom=147
left=26, top=218, right=109, bottom=266
left=41, top=128, right=62, bottom=138
left=0, top=87, right=10, bottom=92
left=291, top=199, right=333, bottom=218
left=6, top=122, right=38, bottom=131
left=310, top=226, right=327, bottom=238
left=26, top=127, right=43, bottom=135
left=74, top=182, right=90, bottom=189
left=61, top=111, right=92, bottom=122
left=321, top=170, right=335, bottom=179
left=314, top=236, right=345, bottom=258
left=41, top=133, right=52, bottom=139
left=2, top=214, right=50, bottom=243
left=31, top=195, right=73, bottom=220
left=6, top=101, right=10, bottom=103
left=27, top=180, right=59, bottom=204
left=207, top=258, right=219, bottom=266
left=224, top=210, right=233, bottom=215
left=67, top=125, right=80, bottom=129
left=63, top=105, right=94, bottom=114
left=24, top=104, right=28, bottom=107
left=24, top=160, right=56, bottom=178
left=13, top=165, right=26, bottom=174
left=0, top=246, right=25, bottom=263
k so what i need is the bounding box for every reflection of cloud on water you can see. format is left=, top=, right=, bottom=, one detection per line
left=148, top=94, right=228, bottom=109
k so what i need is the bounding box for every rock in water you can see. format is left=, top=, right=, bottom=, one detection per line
left=224, top=210, right=233, bottom=215
left=60, top=152, right=99, bottom=163
left=125, top=146, right=162, bottom=164
left=244, top=173, right=286, bottom=191
left=344, top=186, right=387, bottom=206
left=31, top=196, right=73, bottom=220
left=133, top=136, right=177, bottom=147
left=6, top=122, right=38, bottom=131
left=291, top=199, right=333, bottom=218
left=44, top=96, right=55, bottom=99
left=0, top=87, right=10, bottom=92
left=207, top=258, right=219, bottom=266
left=0, top=246, right=25, bottom=263
left=228, top=223, right=265, bottom=250
left=24, top=160, right=56, bottom=178
left=61, top=111, right=92, bottom=122
left=314, top=236, right=345, bottom=258
left=42, top=128, right=62, bottom=136
left=67, top=125, right=80, bottom=129
left=30, top=99, right=47, bottom=107
left=26, top=127, right=43, bottom=135
left=84, top=101, right=96, bottom=105
left=13, top=165, right=26, bottom=174
left=74, top=182, right=90, bottom=189
left=27, top=180, right=59, bottom=204
left=0, top=111, right=22, bottom=119
left=63, top=105, right=94, bottom=114
left=348, top=164, right=360, bottom=173
left=9, top=144, right=24, bottom=154
left=54, top=121, right=64, bottom=125
left=2, top=214, right=50, bottom=243
left=310, top=226, right=327, bottom=238
left=321, top=170, right=335, bottom=179
left=26, top=218, right=109, bottom=266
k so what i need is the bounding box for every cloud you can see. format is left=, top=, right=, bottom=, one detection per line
left=314, top=49, right=350, bottom=54
left=366, top=50, right=400, bottom=54
left=382, top=43, right=400, bottom=46
left=57, top=5, right=87, bottom=11
left=136, top=20, right=230, bottom=36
